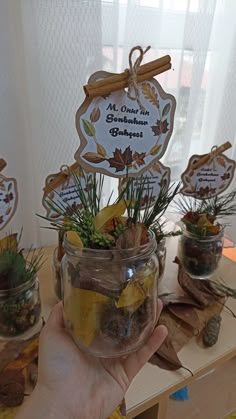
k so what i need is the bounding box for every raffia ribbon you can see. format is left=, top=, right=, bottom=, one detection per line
left=43, top=162, right=81, bottom=193
left=126, top=45, right=151, bottom=112
left=190, top=141, right=232, bottom=172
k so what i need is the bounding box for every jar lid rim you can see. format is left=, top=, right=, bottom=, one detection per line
left=0, top=276, right=37, bottom=297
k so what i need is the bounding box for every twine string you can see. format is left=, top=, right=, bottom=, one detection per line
left=208, top=145, right=218, bottom=169
left=127, top=45, right=151, bottom=112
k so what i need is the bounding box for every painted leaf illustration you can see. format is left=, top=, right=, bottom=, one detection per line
left=149, top=144, right=162, bottom=156
left=83, top=152, right=106, bottom=164
left=90, top=107, right=101, bottom=123
left=151, top=119, right=169, bottom=136
left=108, top=146, right=133, bottom=172
left=227, top=165, right=233, bottom=172
left=64, top=288, right=110, bottom=346
left=149, top=335, right=183, bottom=371
left=96, top=143, right=107, bottom=158
left=167, top=305, right=200, bottom=329
left=82, top=119, right=96, bottom=137
left=132, top=151, right=146, bottom=167
left=0, top=184, right=6, bottom=191
left=152, top=162, right=161, bottom=173
left=5, top=207, right=12, bottom=216
left=142, top=82, right=159, bottom=108
left=7, top=183, right=12, bottom=191
left=162, top=103, right=171, bottom=117
left=216, top=156, right=226, bottom=168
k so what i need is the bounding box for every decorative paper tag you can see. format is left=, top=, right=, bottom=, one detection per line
left=120, top=161, right=170, bottom=209
left=42, top=165, right=87, bottom=220
left=181, top=152, right=236, bottom=199
left=75, top=72, right=176, bottom=178
left=0, top=159, right=18, bottom=230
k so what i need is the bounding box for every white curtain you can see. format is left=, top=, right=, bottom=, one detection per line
left=0, top=0, right=236, bottom=247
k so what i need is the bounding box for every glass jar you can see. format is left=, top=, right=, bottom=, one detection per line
left=0, top=277, right=41, bottom=338
left=178, top=226, right=224, bottom=279
left=62, top=234, right=159, bottom=357
left=52, top=247, right=62, bottom=300
left=156, top=239, right=166, bottom=281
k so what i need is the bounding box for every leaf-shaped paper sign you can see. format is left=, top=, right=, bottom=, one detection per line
left=119, top=162, right=171, bottom=210
left=181, top=152, right=236, bottom=199
left=42, top=166, right=88, bottom=220
left=0, top=173, right=18, bottom=231
left=75, top=72, right=176, bottom=177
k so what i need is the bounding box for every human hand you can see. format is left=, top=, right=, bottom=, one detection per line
left=16, top=301, right=167, bottom=419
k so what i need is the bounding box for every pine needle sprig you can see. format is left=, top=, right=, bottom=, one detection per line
left=201, top=189, right=236, bottom=220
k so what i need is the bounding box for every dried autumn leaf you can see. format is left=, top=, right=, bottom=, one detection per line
left=108, top=146, right=133, bottom=172
left=149, top=143, right=162, bottom=156
left=162, top=103, right=171, bottom=117
left=81, top=119, right=96, bottom=137
left=64, top=288, right=110, bottom=346
left=149, top=335, right=183, bottom=371
left=160, top=294, right=203, bottom=309
left=151, top=119, right=169, bottom=136
left=90, top=107, right=101, bottom=123
left=216, top=156, right=226, bottom=168
left=96, top=143, right=107, bottom=158
left=0, top=233, right=17, bottom=252
left=142, top=82, right=159, bottom=108
left=83, top=152, right=106, bottom=164
left=94, top=200, right=128, bottom=232
left=132, top=151, right=146, bottom=167
left=66, top=231, right=84, bottom=248
left=116, top=273, right=155, bottom=309
left=0, top=382, right=25, bottom=407
left=116, top=223, right=149, bottom=249
left=167, top=305, right=200, bottom=329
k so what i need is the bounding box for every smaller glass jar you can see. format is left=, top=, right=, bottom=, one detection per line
left=178, top=226, right=224, bottom=279
left=52, top=247, right=62, bottom=300
left=62, top=234, right=159, bottom=358
left=0, top=277, right=41, bottom=338
left=156, top=239, right=166, bottom=281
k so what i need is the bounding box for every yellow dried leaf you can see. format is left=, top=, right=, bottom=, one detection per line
left=0, top=233, right=17, bottom=252
left=94, top=200, right=127, bottom=232
left=150, top=144, right=162, bottom=156
left=64, top=288, right=110, bottom=346
left=66, top=231, right=84, bottom=248
left=116, top=273, right=155, bottom=309
left=96, top=143, right=107, bottom=158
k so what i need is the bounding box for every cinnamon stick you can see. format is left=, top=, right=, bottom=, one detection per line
left=43, top=162, right=81, bottom=194
left=0, top=159, right=7, bottom=172
left=191, top=141, right=232, bottom=172
left=84, top=55, right=171, bottom=98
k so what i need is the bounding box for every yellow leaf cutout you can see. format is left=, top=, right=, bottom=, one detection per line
left=64, top=288, right=110, bottom=346
left=0, top=233, right=17, bottom=253
left=116, top=273, right=155, bottom=309
left=150, top=144, right=162, bottom=156
left=94, top=200, right=127, bottom=232
left=66, top=231, right=84, bottom=248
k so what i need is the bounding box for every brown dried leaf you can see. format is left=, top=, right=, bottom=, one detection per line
left=90, top=107, right=101, bottom=123
left=160, top=294, right=203, bottom=309
left=142, top=82, right=159, bottom=108
left=167, top=305, right=200, bottom=329
left=116, top=223, right=149, bottom=249
left=149, top=335, right=183, bottom=371
left=0, top=382, right=25, bottom=407
left=83, top=152, right=106, bottom=164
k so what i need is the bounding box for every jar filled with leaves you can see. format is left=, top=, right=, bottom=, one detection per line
left=41, top=173, right=179, bottom=357
left=176, top=190, right=236, bottom=279
left=0, top=234, right=43, bottom=338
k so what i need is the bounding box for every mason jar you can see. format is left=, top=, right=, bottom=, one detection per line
left=156, top=239, right=166, bottom=281
left=0, top=277, right=41, bottom=338
left=52, top=247, right=62, bottom=300
left=62, top=233, right=159, bottom=357
left=178, top=226, right=224, bottom=279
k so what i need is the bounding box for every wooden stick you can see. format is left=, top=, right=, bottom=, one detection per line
left=191, top=142, right=232, bottom=171
left=84, top=55, right=171, bottom=98
left=0, top=159, right=7, bottom=172
left=43, top=162, right=81, bottom=194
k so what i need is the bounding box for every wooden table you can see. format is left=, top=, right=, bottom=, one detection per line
left=35, top=238, right=236, bottom=419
